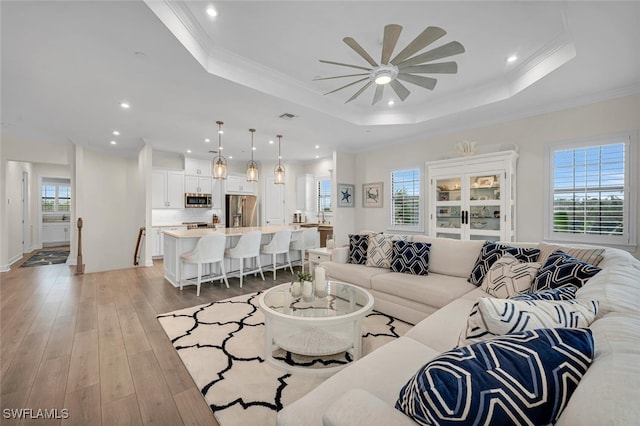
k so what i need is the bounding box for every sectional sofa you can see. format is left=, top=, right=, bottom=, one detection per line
left=277, top=235, right=640, bottom=425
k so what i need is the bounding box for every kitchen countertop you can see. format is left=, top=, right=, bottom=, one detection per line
left=163, top=225, right=303, bottom=239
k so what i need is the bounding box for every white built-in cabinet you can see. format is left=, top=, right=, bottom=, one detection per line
left=185, top=176, right=212, bottom=194
left=212, top=179, right=224, bottom=210
left=426, top=150, right=518, bottom=242
left=152, top=170, right=185, bottom=209
left=42, top=222, right=70, bottom=245
left=184, top=157, right=212, bottom=177
left=150, top=225, right=187, bottom=257
left=225, top=174, right=256, bottom=194
left=296, top=174, right=315, bottom=213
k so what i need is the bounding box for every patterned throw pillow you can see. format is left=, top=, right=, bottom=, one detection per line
left=390, top=241, right=431, bottom=275
left=480, top=253, right=541, bottom=298
left=468, top=242, right=540, bottom=286
left=458, top=297, right=598, bottom=346
left=510, top=286, right=578, bottom=301
left=397, top=328, right=594, bottom=426
left=531, top=250, right=602, bottom=292
left=366, top=234, right=407, bottom=269
left=537, top=242, right=604, bottom=267
left=347, top=234, right=369, bottom=265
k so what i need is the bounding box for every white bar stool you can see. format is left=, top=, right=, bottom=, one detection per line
left=260, top=229, right=294, bottom=280
left=224, top=230, right=265, bottom=287
left=179, top=233, right=229, bottom=296
left=289, top=227, right=319, bottom=272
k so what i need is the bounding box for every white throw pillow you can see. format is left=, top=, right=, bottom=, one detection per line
left=458, top=297, right=598, bottom=346
left=480, top=253, right=541, bottom=298
left=366, top=234, right=406, bottom=269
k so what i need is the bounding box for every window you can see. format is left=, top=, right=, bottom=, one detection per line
left=42, top=179, right=71, bottom=213
left=390, top=168, right=422, bottom=230
left=544, top=133, right=636, bottom=247
left=317, top=178, right=332, bottom=212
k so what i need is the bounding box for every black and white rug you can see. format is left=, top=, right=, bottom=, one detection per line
left=157, top=292, right=412, bottom=426
left=20, top=249, right=69, bottom=267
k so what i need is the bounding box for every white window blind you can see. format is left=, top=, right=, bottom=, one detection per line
left=317, top=179, right=331, bottom=212
left=546, top=133, right=635, bottom=247
left=391, top=168, right=421, bottom=229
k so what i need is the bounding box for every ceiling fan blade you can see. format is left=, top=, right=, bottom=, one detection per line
left=346, top=81, right=374, bottom=103
left=323, top=77, right=370, bottom=96
left=313, top=73, right=370, bottom=81
left=396, top=74, right=437, bottom=90
left=372, top=84, right=384, bottom=105
left=343, top=37, right=379, bottom=67
left=390, top=26, right=447, bottom=65
left=319, top=59, right=372, bottom=71
left=401, top=62, right=458, bottom=74
left=398, top=41, right=466, bottom=68
left=389, top=79, right=410, bottom=101
left=381, top=24, right=402, bottom=65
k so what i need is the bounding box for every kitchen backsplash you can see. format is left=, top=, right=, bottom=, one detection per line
left=152, top=208, right=223, bottom=226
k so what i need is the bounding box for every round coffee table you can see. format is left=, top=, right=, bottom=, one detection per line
left=258, top=281, right=374, bottom=375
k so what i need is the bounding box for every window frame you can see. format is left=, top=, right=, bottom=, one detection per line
left=543, top=132, right=637, bottom=248
left=41, top=180, right=72, bottom=214
left=316, top=177, right=332, bottom=213
left=388, top=167, right=424, bottom=233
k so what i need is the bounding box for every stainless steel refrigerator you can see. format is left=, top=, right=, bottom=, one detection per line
left=225, top=194, right=258, bottom=228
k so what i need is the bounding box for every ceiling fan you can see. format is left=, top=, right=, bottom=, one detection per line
left=315, top=24, right=465, bottom=105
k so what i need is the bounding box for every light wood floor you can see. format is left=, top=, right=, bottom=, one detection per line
left=1, top=252, right=302, bottom=425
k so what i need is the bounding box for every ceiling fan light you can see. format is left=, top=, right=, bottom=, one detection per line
left=375, top=73, right=392, bottom=85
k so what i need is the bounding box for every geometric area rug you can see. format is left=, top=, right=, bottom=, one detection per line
left=20, top=249, right=69, bottom=267
left=157, top=292, right=413, bottom=426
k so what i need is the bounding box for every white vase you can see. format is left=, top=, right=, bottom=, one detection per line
left=301, top=280, right=314, bottom=302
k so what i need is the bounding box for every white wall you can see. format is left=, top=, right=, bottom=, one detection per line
left=333, top=151, right=356, bottom=246
left=5, top=162, right=30, bottom=264
left=351, top=93, right=640, bottom=258
left=76, top=147, right=145, bottom=273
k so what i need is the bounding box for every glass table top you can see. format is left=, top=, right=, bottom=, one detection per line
left=261, top=281, right=372, bottom=319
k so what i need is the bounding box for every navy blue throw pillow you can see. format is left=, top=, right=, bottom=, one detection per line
left=396, top=327, right=594, bottom=426
left=510, top=286, right=578, bottom=301
left=390, top=241, right=431, bottom=275
left=348, top=234, right=369, bottom=265
left=468, top=242, right=540, bottom=286
left=532, top=250, right=601, bottom=292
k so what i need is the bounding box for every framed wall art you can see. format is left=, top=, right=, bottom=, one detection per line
left=337, top=183, right=355, bottom=208
left=362, top=182, right=383, bottom=208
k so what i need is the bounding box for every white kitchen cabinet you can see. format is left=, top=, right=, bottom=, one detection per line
left=296, top=174, right=315, bottom=213
left=184, top=157, right=212, bottom=177
left=151, top=226, right=187, bottom=257
left=152, top=170, right=185, bottom=209
left=225, top=174, right=256, bottom=194
left=42, top=222, right=70, bottom=245
left=185, top=176, right=212, bottom=194
left=426, top=150, right=518, bottom=242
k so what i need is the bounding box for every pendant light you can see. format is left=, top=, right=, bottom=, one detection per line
left=246, top=128, right=258, bottom=182
left=274, top=134, right=285, bottom=184
left=212, top=120, right=227, bottom=180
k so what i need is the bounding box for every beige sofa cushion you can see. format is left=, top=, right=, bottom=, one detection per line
left=410, top=236, right=485, bottom=278
left=323, top=261, right=391, bottom=289
left=370, top=272, right=476, bottom=310
left=537, top=242, right=604, bottom=266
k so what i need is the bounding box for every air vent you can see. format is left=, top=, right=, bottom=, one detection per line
left=278, top=113, right=297, bottom=120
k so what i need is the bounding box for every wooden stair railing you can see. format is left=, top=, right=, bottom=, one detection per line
left=76, top=218, right=85, bottom=274
left=134, top=226, right=145, bottom=266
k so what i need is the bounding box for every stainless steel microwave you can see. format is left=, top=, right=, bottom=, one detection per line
left=185, top=193, right=212, bottom=208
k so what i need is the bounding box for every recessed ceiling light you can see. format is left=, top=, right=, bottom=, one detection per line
left=507, top=55, right=518, bottom=63
left=228, top=155, right=233, bottom=159
left=315, top=155, right=320, bottom=159
left=269, top=140, right=274, bottom=144
left=206, top=7, right=218, bottom=17
left=186, top=149, right=192, bottom=153
left=252, top=146, right=256, bottom=151
left=110, top=141, right=117, bottom=145
left=219, top=146, right=224, bottom=150
left=204, top=138, right=210, bottom=143
left=315, top=145, right=320, bottom=149
left=112, top=130, right=120, bottom=136
left=218, top=130, right=224, bottom=134
left=387, top=100, right=395, bottom=106
left=120, top=102, right=130, bottom=109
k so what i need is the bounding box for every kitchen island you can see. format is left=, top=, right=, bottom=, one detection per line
left=162, top=225, right=307, bottom=288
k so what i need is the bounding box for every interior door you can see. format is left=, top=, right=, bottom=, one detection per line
left=264, top=176, right=285, bottom=225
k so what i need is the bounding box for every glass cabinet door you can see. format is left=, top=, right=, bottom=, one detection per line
left=435, top=178, right=462, bottom=238
left=468, top=173, right=502, bottom=241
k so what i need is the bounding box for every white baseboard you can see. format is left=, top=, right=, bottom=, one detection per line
left=0, top=264, right=9, bottom=272
left=144, top=260, right=154, bottom=267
